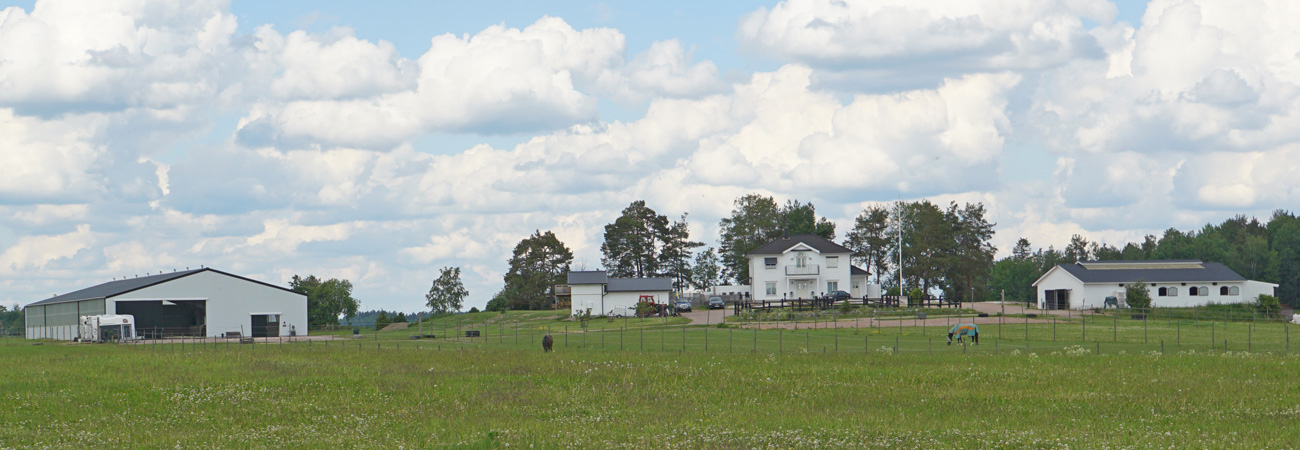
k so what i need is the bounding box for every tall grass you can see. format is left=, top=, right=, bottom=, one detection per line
left=2, top=329, right=1298, bottom=449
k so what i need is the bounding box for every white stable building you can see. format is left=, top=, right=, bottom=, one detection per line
left=568, top=271, right=672, bottom=317
left=1033, top=260, right=1278, bottom=310
left=747, top=234, right=878, bottom=301
left=25, top=268, right=307, bottom=340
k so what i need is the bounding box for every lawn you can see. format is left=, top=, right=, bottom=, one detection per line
left=2, top=312, right=1298, bottom=449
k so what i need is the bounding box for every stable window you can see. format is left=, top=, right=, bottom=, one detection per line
left=1189, top=286, right=1199, bottom=296
left=1220, top=286, right=1229, bottom=295
left=1158, top=287, right=1167, bottom=296
left=764, top=257, right=777, bottom=269
left=765, top=282, right=776, bottom=296
left=1229, top=286, right=1239, bottom=295
left=1200, top=287, right=1209, bottom=296
left=1168, top=287, right=1178, bottom=296
left=826, top=256, right=838, bottom=268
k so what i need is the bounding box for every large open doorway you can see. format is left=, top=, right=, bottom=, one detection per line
left=115, top=300, right=206, bottom=338
left=251, top=313, right=280, bottom=338
left=1044, top=289, right=1071, bottom=310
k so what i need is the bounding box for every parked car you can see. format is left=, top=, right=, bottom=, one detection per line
left=708, top=297, right=725, bottom=309
left=824, top=290, right=852, bottom=301
left=674, top=300, right=693, bottom=313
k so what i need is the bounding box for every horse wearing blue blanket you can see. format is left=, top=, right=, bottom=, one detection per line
left=948, top=323, right=979, bottom=345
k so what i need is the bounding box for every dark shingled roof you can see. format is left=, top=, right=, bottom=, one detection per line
left=26, top=269, right=205, bottom=308
left=851, top=266, right=869, bottom=276
left=748, top=234, right=852, bottom=255
left=607, top=277, right=673, bottom=292
left=566, top=271, right=671, bottom=292
left=25, top=268, right=303, bottom=309
left=567, top=271, right=608, bottom=285
left=1054, top=261, right=1246, bottom=284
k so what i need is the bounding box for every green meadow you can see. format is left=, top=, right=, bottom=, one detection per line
left=2, top=310, right=1298, bottom=449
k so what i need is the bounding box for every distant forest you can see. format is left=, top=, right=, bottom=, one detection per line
left=989, top=212, right=1300, bottom=306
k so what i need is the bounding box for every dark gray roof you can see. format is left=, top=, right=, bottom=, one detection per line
left=25, top=268, right=303, bottom=308
left=1053, top=261, right=1246, bottom=284
left=567, top=271, right=608, bottom=285
left=851, top=266, right=869, bottom=276
left=749, top=234, right=852, bottom=255
left=606, top=277, right=673, bottom=292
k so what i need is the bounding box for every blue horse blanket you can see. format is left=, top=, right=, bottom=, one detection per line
left=948, top=323, right=979, bottom=345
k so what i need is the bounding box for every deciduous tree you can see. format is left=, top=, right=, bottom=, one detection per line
left=289, top=275, right=360, bottom=328
left=426, top=266, right=468, bottom=314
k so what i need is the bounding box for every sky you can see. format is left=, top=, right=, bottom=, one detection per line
left=2, top=0, right=1298, bottom=313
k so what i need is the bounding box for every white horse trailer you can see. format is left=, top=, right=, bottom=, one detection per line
left=79, top=315, right=138, bottom=342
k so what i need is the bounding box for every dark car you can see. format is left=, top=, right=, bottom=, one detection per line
left=707, top=297, right=725, bottom=309
left=824, top=290, right=852, bottom=301
left=674, top=300, right=692, bottom=313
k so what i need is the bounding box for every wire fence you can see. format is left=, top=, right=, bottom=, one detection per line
left=6, top=305, right=1296, bottom=358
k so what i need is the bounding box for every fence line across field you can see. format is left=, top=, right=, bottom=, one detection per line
left=10, top=304, right=1294, bottom=358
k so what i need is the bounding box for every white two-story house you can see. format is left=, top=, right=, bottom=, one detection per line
left=747, top=234, right=876, bottom=300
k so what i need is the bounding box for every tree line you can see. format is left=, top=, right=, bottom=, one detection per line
left=989, top=211, right=1300, bottom=306
left=294, top=197, right=1296, bottom=317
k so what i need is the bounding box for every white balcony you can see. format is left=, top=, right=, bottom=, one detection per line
left=785, top=264, right=820, bottom=276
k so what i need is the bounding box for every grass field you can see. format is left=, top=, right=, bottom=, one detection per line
left=3, top=310, right=1299, bottom=449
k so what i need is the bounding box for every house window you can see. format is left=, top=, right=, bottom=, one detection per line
left=765, top=282, right=776, bottom=296
left=1229, top=286, right=1239, bottom=295
left=1189, top=286, right=1198, bottom=296
left=1220, top=286, right=1229, bottom=295
left=764, top=257, right=777, bottom=269
left=1158, top=287, right=1167, bottom=296
left=1168, top=287, right=1177, bottom=297
left=1200, top=287, right=1209, bottom=296
left=827, top=281, right=838, bottom=292
left=826, top=256, right=838, bottom=268
left=795, top=252, right=808, bottom=268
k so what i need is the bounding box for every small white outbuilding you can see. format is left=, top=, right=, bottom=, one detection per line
left=1033, top=260, right=1278, bottom=310
left=25, top=268, right=307, bottom=340
left=567, top=271, right=672, bottom=317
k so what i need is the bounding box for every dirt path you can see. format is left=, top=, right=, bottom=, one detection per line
left=732, top=314, right=1062, bottom=330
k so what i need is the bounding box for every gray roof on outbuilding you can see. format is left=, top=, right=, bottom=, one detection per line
left=25, top=268, right=303, bottom=308
left=748, top=234, right=852, bottom=255
left=607, top=277, right=673, bottom=292
left=567, top=271, right=608, bottom=285
left=1053, top=261, right=1246, bottom=284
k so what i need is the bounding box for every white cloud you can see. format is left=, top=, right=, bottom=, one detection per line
left=238, top=16, right=626, bottom=148
left=266, top=27, right=416, bottom=100
left=0, top=0, right=238, bottom=112
left=1029, top=0, right=1300, bottom=212
left=738, top=0, right=1114, bottom=75
left=0, top=109, right=105, bottom=203
left=0, top=224, right=94, bottom=274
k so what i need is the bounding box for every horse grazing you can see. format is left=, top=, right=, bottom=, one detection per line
left=948, top=323, right=979, bottom=345
left=542, top=334, right=554, bottom=352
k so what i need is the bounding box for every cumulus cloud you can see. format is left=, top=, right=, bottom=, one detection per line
left=0, top=110, right=105, bottom=203
left=738, top=0, right=1113, bottom=78
left=237, top=16, right=626, bottom=148
left=1030, top=0, right=1300, bottom=211
left=0, top=0, right=238, bottom=113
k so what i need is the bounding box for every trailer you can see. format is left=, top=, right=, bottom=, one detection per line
left=79, top=315, right=138, bottom=342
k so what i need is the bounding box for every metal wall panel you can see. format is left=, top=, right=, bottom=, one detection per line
left=26, top=305, right=45, bottom=327
left=78, top=299, right=105, bottom=316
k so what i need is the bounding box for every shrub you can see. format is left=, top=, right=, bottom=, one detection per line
left=908, top=288, right=925, bottom=301
left=839, top=300, right=853, bottom=314
left=1256, top=294, right=1281, bottom=318
left=1124, top=281, right=1152, bottom=310
left=468, top=307, right=480, bottom=313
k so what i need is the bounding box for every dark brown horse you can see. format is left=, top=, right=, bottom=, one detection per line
left=542, top=334, right=554, bottom=352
